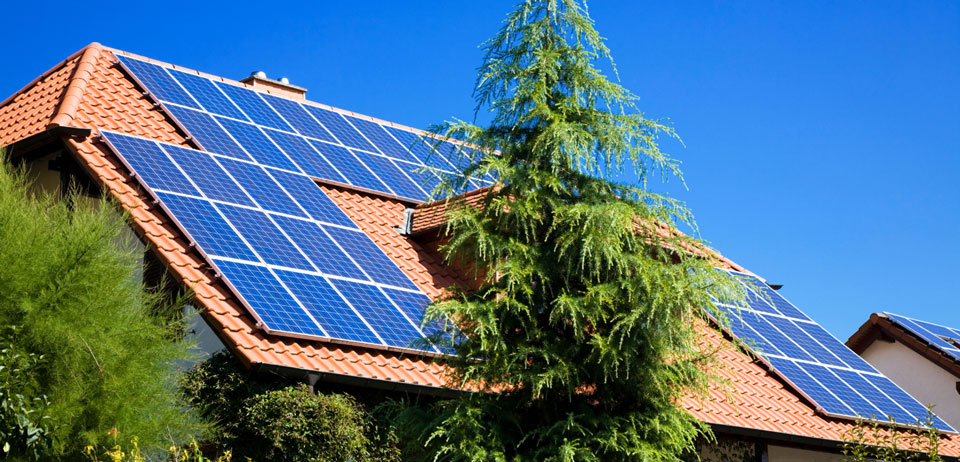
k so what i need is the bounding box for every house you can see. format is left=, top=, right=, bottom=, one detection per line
left=2, top=42, right=958, bottom=461
left=848, top=312, right=960, bottom=430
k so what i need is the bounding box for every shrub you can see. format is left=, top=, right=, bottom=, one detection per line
left=0, top=158, right=203, bottom=457
left=181, top=352, right=400, bottom=461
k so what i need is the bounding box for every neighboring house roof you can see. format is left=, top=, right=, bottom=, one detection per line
left=3, top=43, right=960, bottom=455
left=848, top=313, right=960, bottom=379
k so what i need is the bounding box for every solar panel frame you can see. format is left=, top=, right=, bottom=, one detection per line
left=712, top=269, right=955, bottom=431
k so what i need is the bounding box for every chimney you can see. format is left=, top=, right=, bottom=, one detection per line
left=239, top=71, right=307, bottom=101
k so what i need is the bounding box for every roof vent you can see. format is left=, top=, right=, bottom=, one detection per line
left=240, top=72, right=307, bottom=101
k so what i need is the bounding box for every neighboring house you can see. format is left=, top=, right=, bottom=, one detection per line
left=848, top=313, right=960, bottom=430
left=1, top=42, right=958, bottom=461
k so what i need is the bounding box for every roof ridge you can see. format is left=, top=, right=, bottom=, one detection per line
left=48, top=43, right=103, bottom=128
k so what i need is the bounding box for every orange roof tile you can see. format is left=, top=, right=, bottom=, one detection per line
left=2, top=43, right=959, bottom=453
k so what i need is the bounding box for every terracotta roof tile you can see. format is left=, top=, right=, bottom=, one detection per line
left=4, top=43, right=960, bottom=453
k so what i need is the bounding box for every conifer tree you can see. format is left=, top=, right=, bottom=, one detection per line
left=415, top=1, right=741, bottom=460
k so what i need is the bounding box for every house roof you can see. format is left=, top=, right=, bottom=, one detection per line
left=4, top=42, right=960, bottom=455
left=848, top=313, right=960, bottom=380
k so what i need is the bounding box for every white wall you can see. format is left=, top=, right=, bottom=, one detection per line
left=861, top=339, right=960, bottom=429
left=767, top=445, right=845, bottom=462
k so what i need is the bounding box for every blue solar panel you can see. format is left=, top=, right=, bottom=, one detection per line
left=104, top=133, right=198, bottom=196
left=885, top=313, right=960, bottom=361
left=216, top=117, right=298, bottom=171
left=264, top=129, right=348, bottom=183
left=217, top=204, right=313, bottom=271
left=343, top=115, right=419, bottom=164
left=216, top=157, right=304, bottom=217
left=261, top=95, right=337, bottom=143
left=117, top=56, right=198, bottom=109
left=102, top=131, right=440, bottom=353
left=214, top=82, right=293, bottom=131
left=329, top=279, right=431, bottom=351
left=714, top=269, right=954, bottom=431
left=210, top=259, right=325, bottom=337
left=152, top=191, right=256, bottom=261
left=168, top=69, right=247, bottom=120
left=381, top=287, right=442, bottom=338
left=275, top=269, right=382, bottom=345
left=271, top=215, right=367, bottom=281
left=163, top=105, right=251, bottom=162
left=323, top=226, right=418, bottom=291
left=352, top=151, right=427, bottom=201
left=385, top=126, right=457, bottom=172
left=304, top=106, right=377, bottom=152
left=308, top=141, right=391, bottom=193
left=161, top=144, right=254, bottom=206
left=267, top=169, right=355, bottom=228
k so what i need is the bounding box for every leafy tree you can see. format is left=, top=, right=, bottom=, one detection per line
left=180, top=352, right=401, bottom=462
left=401, top=0, right=742, bottom=460
left=0, top=158, right=203, bottom=457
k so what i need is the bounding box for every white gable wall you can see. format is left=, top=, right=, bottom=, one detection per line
left=861, top=339, right=960, bottom=429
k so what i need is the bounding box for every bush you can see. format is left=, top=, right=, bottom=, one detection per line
left=0, top=159, right=203, bottom=457
left=181, top=352, right=400, bottom=461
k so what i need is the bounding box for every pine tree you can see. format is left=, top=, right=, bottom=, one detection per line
left=415, top=1, right=742, bottom=460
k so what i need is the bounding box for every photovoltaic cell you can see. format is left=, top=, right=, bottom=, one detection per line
left=351, top=150, right=427, bottom=201
left=304, top=106, right=378, bottom=152
left=217, top=204, right=313, bottom=271
left=343, top=115, right=418, bottom=163
left=117, top=56, right=198, bottom=109
left=271, top=215, right=367, bottom=281
left=266, top=169, right=355, bottom=228
left=330, top=279, right=430, bottom=351
left=309, top=141, right=391, bottom=193
left=163, top=105, right=251, bottom=161
left=385, top=126, right=456, bottom=172
left=216, top=117, right=298, bottom=171
left=161, top=144, right=254, bottom=206
left=885, top=313, right=960, bottom=361
left=216, top=157, right=304, bottom=217
left=169, top=69, right=247, bottom=120
left=323, top=226, right=418, bottom=291
left=214, top=82, right=293, bottom=131
left=713, top=269, right=954, bottom=431
left=105, top=134, right=198, bottom=196
left=275, top=269, right=382, bottom=345
left=211, top=258, right=325, bottom=337
left=152, top=191, right=256, bottom=261
left=261, top=94, right=337, bottom=143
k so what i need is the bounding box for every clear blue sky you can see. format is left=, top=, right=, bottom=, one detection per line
left=2, top=1, right=957, bottom=340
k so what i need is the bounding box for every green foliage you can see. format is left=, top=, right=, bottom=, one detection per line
left=83, top=433, right=233, bottom=462
left=0, top=158, right=203, bottom=457
left=841, top=409, right=944, bottom=462
left=407, top=0, right=744, bottom=460
left=0, top=327, right=52, bottom=459
left=180, top=352, right=400, bottom=462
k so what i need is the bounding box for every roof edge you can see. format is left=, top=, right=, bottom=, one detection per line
left=847, top=313, right=960, bottom=379
left=48, top=43, right=104, bottom=128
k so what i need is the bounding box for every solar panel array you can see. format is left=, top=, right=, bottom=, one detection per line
left=101, top=130, right=442, bottom=353
left=116, top=55, right=491, bottom=203
left=885, top=313, right=960, bottom=362
left=712, top=270, right=954, bottom=431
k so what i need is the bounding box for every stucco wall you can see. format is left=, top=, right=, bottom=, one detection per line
left=861, top=339, right=960, bottom=429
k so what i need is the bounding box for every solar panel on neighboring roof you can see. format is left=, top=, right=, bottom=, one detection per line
left=101, top=130, right=441, bottom=354
left=712, top=270, right=954, bottom=431
left=115, top=55, right=489, bottom=202
left=885, top=313, right=960, bottom=361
